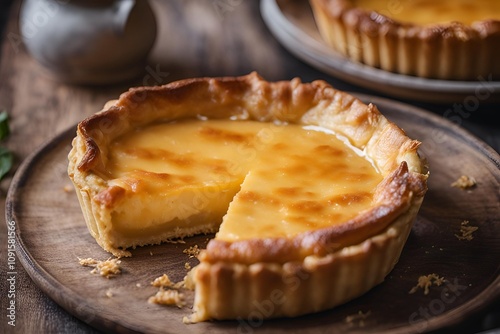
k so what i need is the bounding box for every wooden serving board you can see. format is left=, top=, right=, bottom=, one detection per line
left=6, top=94, right=500, bottom=334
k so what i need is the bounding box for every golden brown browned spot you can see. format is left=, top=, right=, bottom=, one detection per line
left=203, top=159, right=231, bottom=174
left=328, top=192, right=372, bottom=206
left=271, top=142, right=289, bottom=150
left=237, top=191, right=282, bottom=206
left=290, top=200, right=325, bottom=213
left=198, top=126, right=252, bottom=143
left=124, top=147, right=194, bottom=167
left=168, top=156, right=193, bottom=168
left=279, top=156, right=348, bottom=179
left=133, top=170, right=174, bottom=181
left=313, top=145, right=345, bottom=157
left=94, top=186, right=126, bottom=208
left=274, top=187, right=316, bottom=198
left=179, top=175, right=197, bottom=183
left=275, top=187, right=300, bottom=197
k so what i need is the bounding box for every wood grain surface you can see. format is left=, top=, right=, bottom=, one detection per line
left=0, top=0, right=499, bottom=333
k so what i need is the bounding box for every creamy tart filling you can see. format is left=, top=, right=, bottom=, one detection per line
left=217, top=124, right=382, bottom=241
left=354, top=0, right=500, bottom=26
left=104, top=119, right=382, bottom=241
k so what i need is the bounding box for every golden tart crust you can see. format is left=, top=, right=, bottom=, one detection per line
left=68, top=72, right=428, bottom=322
left=309, top=0, right=500, bottom=80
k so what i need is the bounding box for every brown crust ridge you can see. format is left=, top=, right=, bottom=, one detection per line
left=309, top=0, right=500, bottom=80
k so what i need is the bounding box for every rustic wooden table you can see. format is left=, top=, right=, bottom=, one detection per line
left=0, top=1, right=498, bottom=333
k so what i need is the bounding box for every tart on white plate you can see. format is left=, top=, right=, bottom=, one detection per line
left=309, top=0, right=500, bottom=80
left=68, top=72, right=428, bottom=322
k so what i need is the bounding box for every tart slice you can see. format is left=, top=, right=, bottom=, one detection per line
left=309, top=0, right=500, bottom=80
left=68, top=72, right=428, bottom=322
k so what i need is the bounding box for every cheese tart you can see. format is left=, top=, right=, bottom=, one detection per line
left=309, top=0, right=500, bottom=80
left=68, top=72, right=428, bottom=322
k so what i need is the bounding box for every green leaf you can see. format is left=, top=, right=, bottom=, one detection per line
left=0, top=146, right=13, bottom=180
left=0, top=110, right=10, bottom=141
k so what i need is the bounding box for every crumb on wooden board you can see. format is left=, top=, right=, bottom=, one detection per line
left=78, top=257, right=122, bottom=278
left=151, top=274, right=174, bottom=288
left=451, top=175, right=476, bottom=190
left=63, top=184, right=73, bottom=193
left=455, top=220, right=478, bottom=241
left=345, top=310, right=371, bottom=327
left=409, top=273, right=446, bottom=295
left=148, top=289, right=186, bottom=308
left=148, top=272, right=195, bottom=309
left=183, top=245, right=201, bottom=258
left=151, top=273, right=187, bottom=289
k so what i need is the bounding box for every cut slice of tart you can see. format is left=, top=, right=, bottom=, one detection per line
left=309, top=0, right=500, bottom=80
left=68, top=72, right=428, bottom=322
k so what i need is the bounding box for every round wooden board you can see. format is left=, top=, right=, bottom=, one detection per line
left=260, top=0, right=500, bottom=104
left=6, top=94, right=500, bottom=334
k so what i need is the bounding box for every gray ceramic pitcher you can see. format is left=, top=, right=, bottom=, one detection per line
left=19, top=0, right=157, bottom=85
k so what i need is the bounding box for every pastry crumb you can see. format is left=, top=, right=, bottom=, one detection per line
left=63, top=184, right=73, bottom=193
left=136, top=283, right=142, bottom=288
left=409, top=274, right=446, bottom=295
left=183, top=245, right=200, bottom=258
left=79, top=257, right=122, bottom=278
left=455, top=220, right=478, bottom=241
left=451, top=175, right=476, bottom=190
left=94, top=258, right=121, bottom=278
left=78, top=257, right=99, bottom=266
left=151, top=274, right=185, bottom=289
left=184, top=262, right=191, bottom=270
left=149, top=273, right=189, bottom=308
left=151, top=274, right=174, bottom=288
left=105, top=289, right=113, bottom=298
left=345, top=310, right=371, bottom=327
left=148, top=289, right=186, bottom=308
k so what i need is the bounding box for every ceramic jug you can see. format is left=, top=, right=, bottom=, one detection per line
left=19, top=0, right=157, bottom=85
